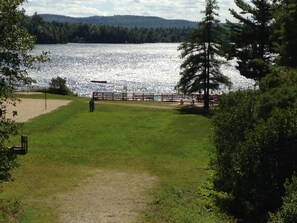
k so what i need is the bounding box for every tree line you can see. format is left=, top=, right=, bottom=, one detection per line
left=24, top=14, right=194, bottom=44
left=39, top=14, right=197, bottom=29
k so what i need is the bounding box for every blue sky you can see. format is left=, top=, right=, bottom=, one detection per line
left=23, top=0, right=239, bottom=22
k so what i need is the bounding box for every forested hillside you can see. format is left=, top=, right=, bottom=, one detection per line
left=38, top=14, right=197, bottom=28
left=24, top=14, right=193, bottom=44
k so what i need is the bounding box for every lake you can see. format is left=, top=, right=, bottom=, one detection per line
left=28, top=43, right=254, bottom=97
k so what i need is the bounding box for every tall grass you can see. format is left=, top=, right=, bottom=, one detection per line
left=1, top=96, right=228, bottom=222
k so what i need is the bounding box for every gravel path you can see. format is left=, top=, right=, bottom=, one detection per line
left=58, top=170, right=157, bottom=223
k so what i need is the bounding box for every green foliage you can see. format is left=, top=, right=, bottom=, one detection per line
left=24, top=14, right=193, bottom=44
left=39, top=14, right=197, bottom=29
left=177, top=0, right=231, bottom=110
left=260, top=67, right=297, bottom=91
left=269, top=175, right=297, bottom=223
left=212, top=71, right=297, bottom=220
left=0, top=148, right=17, bottom=186
left=272, top=0, right=297, bottom=68
left=227, top=0, right=274, bottom=81
left=48, top=76, right=72, bottom=95
left=0, top=0, right=46, bottom=189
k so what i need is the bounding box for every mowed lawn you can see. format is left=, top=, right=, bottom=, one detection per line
left=1, top=96, right=228, bottom=223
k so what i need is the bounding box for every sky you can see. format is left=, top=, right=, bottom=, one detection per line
left=23, top=0, right=239, bottom=22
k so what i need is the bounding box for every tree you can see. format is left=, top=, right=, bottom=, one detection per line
left=212, top=69, right=297, bottom=220
left=0, top=0, right=46, bottom=187
left=176, top=0, right=231, bottom=110
left=227, top=0, right=274, bottom=82
left=272, top=0, right=297, bottom=68
left=48, top=76, right=72, bottom=95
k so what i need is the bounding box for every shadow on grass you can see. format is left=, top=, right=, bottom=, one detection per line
left=176, top=105, right=211, bottom=116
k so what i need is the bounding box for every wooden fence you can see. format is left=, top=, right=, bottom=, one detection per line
left=92, top=91, right=222, bottom=102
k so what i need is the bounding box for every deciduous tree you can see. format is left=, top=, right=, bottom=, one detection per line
left=0, top=0, right=46, bottom=186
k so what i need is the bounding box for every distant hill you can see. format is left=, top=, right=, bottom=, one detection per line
left=38, top=14, right=197, bottom=29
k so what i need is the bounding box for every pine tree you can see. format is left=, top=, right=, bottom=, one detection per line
left=176, top=0, right=231, bottom=110
left=273, top=0, right=297, bottom=68
left=227, top=0, right=274, bottom=81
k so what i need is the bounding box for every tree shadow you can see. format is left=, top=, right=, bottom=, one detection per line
left=176, top=105, right=211, bottom=116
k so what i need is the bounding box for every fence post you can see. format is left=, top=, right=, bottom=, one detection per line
left=21, top=135, right=28, bottom=155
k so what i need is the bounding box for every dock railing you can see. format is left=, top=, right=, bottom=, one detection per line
left=92, top=92, right=210, bottom=102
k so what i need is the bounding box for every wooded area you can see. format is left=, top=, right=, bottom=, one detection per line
left=24, top=14, right=194, bottom=44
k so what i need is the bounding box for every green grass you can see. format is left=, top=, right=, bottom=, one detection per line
left=1, top=95, right=229, bottom=222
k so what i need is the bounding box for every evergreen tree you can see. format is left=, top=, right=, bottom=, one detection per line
left=227, top=0, right=274, bottom=81
left=273, top=0, right=297, bottom=68
left=0, top=0, right=46, bottom=186
left=176, top=0, right=231, bottom=110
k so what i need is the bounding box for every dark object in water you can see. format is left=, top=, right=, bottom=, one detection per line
left=91, top=80, right=107, bottom=84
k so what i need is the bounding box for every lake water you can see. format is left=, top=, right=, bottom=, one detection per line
left=28, top=43, right=254, bottom=97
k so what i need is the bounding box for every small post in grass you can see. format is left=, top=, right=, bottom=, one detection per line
left=44, top=88, right=47, bottom=110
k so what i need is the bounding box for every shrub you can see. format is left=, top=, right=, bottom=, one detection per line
left=0, top=148, right=17, bottom=189
left=211, top=70, right=297, bottom=220
left=269, top=176, right=297, bottom=223
left=48, top=76, right=72, bottom=95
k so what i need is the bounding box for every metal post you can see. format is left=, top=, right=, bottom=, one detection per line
left=21, top=135, right=28, bottom=155
left=44, top=89, right=47, bottom=110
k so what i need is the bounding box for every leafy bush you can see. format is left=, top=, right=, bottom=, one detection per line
left=211, top=70, right=297, bottom=220
left=269, top=176, right=297, bottom=223
left=0, top=148, right=17, bottom=188
left=48, top=76, right=72, bottom=95
left=260, top=67, right=297, bottom=91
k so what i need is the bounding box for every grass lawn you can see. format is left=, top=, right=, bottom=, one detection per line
left=1, top=95, right=229, bottom=222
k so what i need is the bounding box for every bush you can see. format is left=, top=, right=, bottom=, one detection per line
left=211, top=70, right=297, bottom=220
left=260, top=67, right=297, bottom=91
left=269, top=176, right=297, bottom=223
left=0, top=148, right=17, bottom=190
left=48, top=76, right=72, bottom=95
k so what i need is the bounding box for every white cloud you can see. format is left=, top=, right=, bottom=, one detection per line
left=23, top=0, right=239, bottom=22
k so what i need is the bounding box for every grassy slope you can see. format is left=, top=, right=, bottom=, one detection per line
left=1, top=95, right=228, bottom=222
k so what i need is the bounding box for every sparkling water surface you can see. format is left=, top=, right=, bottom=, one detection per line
left=28, top=43, right=254, bottom=97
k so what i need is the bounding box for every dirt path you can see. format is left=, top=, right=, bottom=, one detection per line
left=5, top=98, right=72, bottom=122
left=58, top=170, right=157, bottom=223
left=96, top=101, right=203, bottom=110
